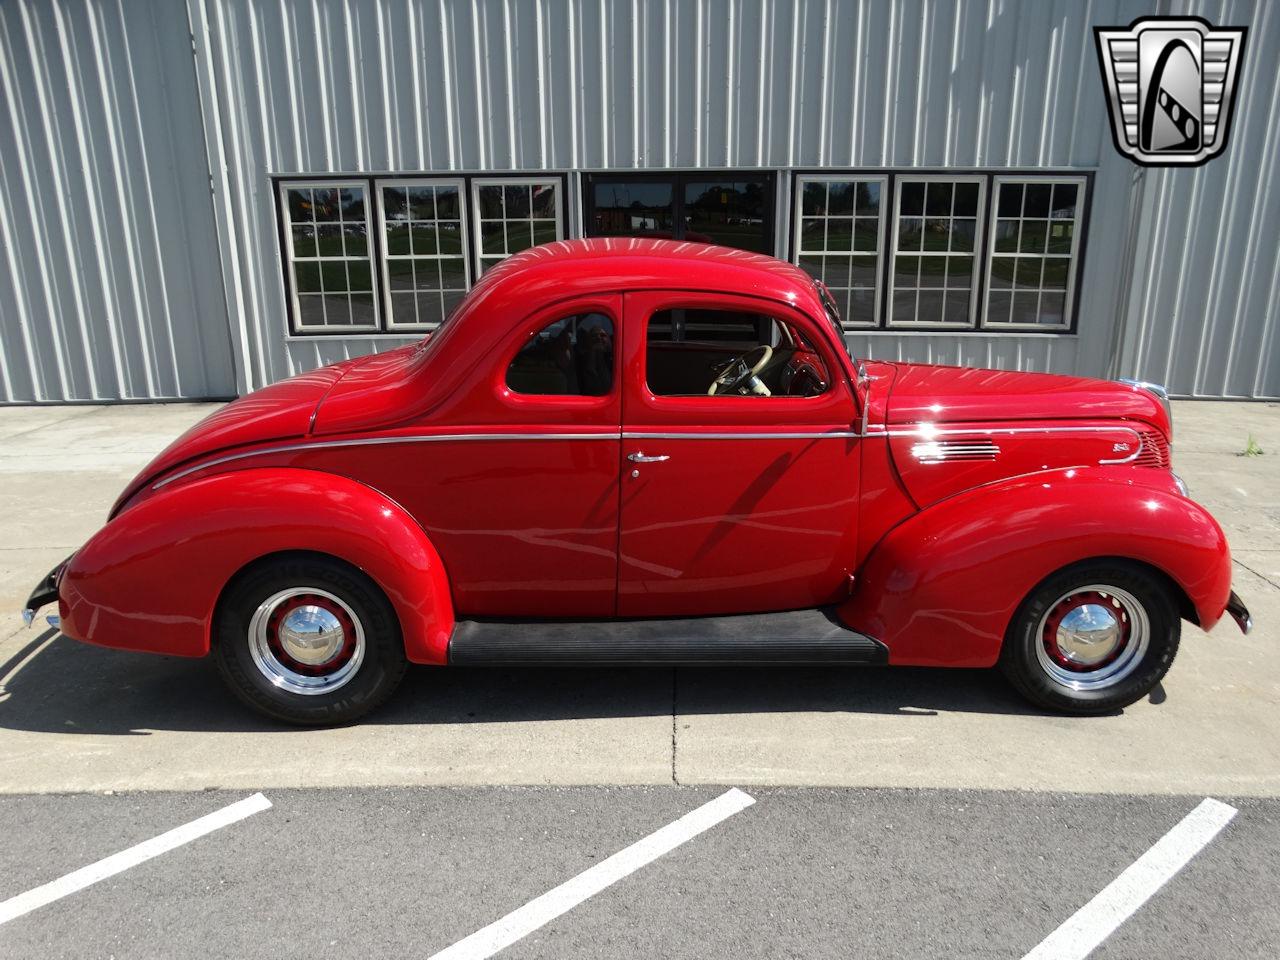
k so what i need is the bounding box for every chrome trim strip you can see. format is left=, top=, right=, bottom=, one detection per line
left=866, top=423, right=1144, bottom=466
left=621, top=431, right=862, bottom=440
left=152, top=432, right=622, bottom=490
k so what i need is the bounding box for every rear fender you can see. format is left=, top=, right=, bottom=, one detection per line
left=60, top=468, right=454, bottom=664
left=838, top=467, right=1231, bottom=667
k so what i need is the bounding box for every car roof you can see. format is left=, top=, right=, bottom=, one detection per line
left=468, top=237, right=822, bottom=306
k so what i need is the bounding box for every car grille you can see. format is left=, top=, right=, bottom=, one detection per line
left=1134, top=428, right=1172, bottom=469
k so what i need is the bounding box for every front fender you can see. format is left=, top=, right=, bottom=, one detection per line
left=838, top=467, right=1231, bottom=667
left=59, top=468, right=454, bottom=664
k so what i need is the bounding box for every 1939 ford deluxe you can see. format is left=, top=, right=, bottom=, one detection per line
left=23, top=239, right=1252, bottom=724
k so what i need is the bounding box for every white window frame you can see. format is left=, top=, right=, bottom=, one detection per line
left=279, top=178, right=380, bottom=334
left=886, top=174, right=987, bottom=329
left=374, top=177, right=471, bottom=332
left=982, top=175, right=1088, bottom=332
left=470, top=176, right=565, bottom=277
left=792, top=174, right=888, bottom=330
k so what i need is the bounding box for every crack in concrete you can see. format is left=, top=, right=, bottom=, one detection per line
left=671, top=667, right=679, bottom=786
left=1234, top=556, right=1280, bottom=592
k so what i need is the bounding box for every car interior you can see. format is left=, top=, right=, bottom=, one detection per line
left=645, top=308, right=830, bottom=397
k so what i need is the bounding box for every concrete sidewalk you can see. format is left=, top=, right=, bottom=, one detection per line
left=0, top=400, right=1277, bottom=795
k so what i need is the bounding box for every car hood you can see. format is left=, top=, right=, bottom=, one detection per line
left=881, top=362, right=1170, bottom=434
left=110, top=359, right=364, bottom=515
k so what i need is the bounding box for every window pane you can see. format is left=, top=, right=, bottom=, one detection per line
left=895, top=255, right=920, bottom=286
left=857, top=181, right=881, bottom=215
left=942, top=290, right=970, bottom=325
left=987, top=290, right=1013, bottom=325
left=294, top=262, right=321, bottom=294
left=954, top=183, right=980, bottom=216
left=899, top=182, right=925, bottom=216
left=828, top=181, right=856, bottom=215
left=850, top=256, right=878, bottom=289
left=925, top=182, right=953, bottom=216
left=297, top=294, right=325, bottom=327
left=343, top=224, right=368, bottom=258
left=407, top=187, right=436, bottom=220
left=950, top=219, right=976, bottom=253
left=347, top=261, right=372, bottom=293
left=802, top=181, right=827, bottom=215
left=997, top=183, right=1023, bottom=218
left=1051, top=183, right=1078, bottom=218
left=898, top=217, right=924, bottom=251
left=1024, top=183, right=1052, bottom=218
left=985, top=179, right=1085, bottom=329
left=440, top=258, right=467, bottom=291
left=390, top=292, right=417, bottom=326
left=438, top=222, right=463, bottom=255
left=287, top=188, right=314, bottom=221
left=917, top=289, right=945, bottom=322
left=922, top=219, right=950, bottom=251
left=591, top=180, right=674, bottom=237
left=683, top=179, right=770, bottom=252
left=291, top=225, right=317, bottom=260
left=504, top=184, right=532, bottom=218
left=853, top=217, right=879, bottom=252
left=505, top=220, right=534, bottom=254
left=507, top=314, right=615, bottom=397
left=945, top=258, right=972, bottom=290
left=994, top=219, right=1019, bottom=253
left=645, top=309, right=826, bottom=397
left=825, top=217, right=854, bottom=252
left=920, top=257, right=947, bottom=286
left=892, top=291, right=916, bottom=324
left=1019, top=220, right=1049, bottom=254
left=434, top=186, right=460, bottom=221
left=531, top=184, right=557, bottom=218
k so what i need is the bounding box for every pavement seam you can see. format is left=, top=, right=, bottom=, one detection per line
left=1233, top=556, right=1280, bottom=591
left=0, top=405, right=111, bottom=446
left=671, top=667, right=679, bottom=786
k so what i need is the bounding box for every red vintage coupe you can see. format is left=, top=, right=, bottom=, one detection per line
left=23, top=239, right=1251, bottom=724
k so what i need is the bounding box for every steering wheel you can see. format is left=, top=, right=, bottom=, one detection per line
left=708, top=344, right=773, bottom=396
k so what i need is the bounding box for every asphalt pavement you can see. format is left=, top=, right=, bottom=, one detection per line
left=0, top=786, right=1276, bottom=960
left=0, top=400, right=1277, bottom=958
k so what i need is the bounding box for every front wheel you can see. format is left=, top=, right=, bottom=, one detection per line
left=213, top=554, right=408, bottom=725
left=999, top=560, right=1180, bottom=715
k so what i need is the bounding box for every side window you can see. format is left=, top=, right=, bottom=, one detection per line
left=646, top=308, right=829, bottom=398
left=506, top=313, right=615, bottom=397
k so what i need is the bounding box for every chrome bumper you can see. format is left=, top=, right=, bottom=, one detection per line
left=21, top=558, right=66, bottom=629
left=1226, top=590, right=1253, bottom=635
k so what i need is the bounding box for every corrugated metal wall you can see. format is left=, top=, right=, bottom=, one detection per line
left=189, top=0, right=1152, bottom=395
left=2, top=0, right=1276, bottom=400
left=1120, top=0, right=1280, bottom=398
left=0, top=0, right=236, bottom=403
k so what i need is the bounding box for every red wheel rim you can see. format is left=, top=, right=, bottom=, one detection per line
left=1041, top=590, right=1131, bottom=673
left=266, top=593, right=358, bottom=676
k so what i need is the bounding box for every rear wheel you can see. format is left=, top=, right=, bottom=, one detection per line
left=213, top=554, right=407, bottom=725
left=999, top=560, right=1180, bottom=715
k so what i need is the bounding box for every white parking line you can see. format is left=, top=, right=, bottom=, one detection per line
left=1022, top=797, right=1238, bottom=960
left=428, top=787, right=756, bottom=960
left=0, top=792, right=272, bottom=926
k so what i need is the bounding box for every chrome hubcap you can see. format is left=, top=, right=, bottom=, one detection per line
left=248, top=588, right=365, bottom=696
left=277, top=605, right=346, bottom=666
left=1054, top=603, right=1123, bottom=666
left=1035, top=585, right=1149, bottom=691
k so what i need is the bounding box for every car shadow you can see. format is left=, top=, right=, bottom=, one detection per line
left=0, top=631, right=1114, bottom=736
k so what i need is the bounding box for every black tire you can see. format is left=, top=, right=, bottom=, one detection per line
left=999, top=559, right=1180, bottom=715
left=213, top=553, right=407, bottom=725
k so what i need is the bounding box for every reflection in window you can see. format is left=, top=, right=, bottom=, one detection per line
left=590, top=180, right=676, bottom=238
left=682, top=179, right=770, bottom=252
left=283, top=183, right=377, bottom=330
left=380, top=181, right=469, bottom=329
left=645, top=309, right=828, bottom=398
left=506, top=313, right=614, bottom=396
left=794, top=177, right=885, bottom=328
left=475, top=179, right=562, bottom=275
left=985, top=179, right=1085, bottom=328
left=889, top=178, right=984, bottom=327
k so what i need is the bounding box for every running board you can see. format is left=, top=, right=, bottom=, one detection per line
left=447, top=608, right=887, bottom=665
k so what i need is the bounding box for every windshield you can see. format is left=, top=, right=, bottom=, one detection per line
left=813, top=280, right=857, bottom=366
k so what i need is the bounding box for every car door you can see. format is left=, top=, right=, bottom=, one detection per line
left=616, top=289, right=861, bottom=618
left=375, top=295, right=623, bottom=619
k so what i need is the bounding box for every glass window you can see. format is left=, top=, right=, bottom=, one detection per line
left=506, top=313, right=615, bottom=396
left=281, top=182, right=378, bottom=331
left=794, top=176, right=886, bottom=328
left=985, top=178, right=1086, bottom=329
left=378, top=180, right=469, bottom=329
left=682, top=178, right=771, bottom=252
left=586, top=173, right=774, bottom=252
left=888, top=177, right=985, bottom=327
left=590, top=180, right=676, bottom=239
left=473, top=178, right=563, bottom=276
left=646, top=309, right=828, bottom=398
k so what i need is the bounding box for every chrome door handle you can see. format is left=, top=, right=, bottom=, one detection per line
left=627, top=451, right=670, bottom=463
